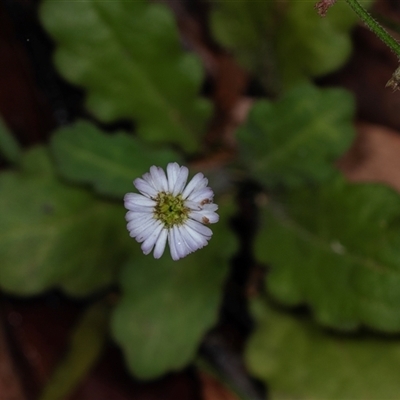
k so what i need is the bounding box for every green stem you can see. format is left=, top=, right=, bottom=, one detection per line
left=345, top=0, right=400, bottom=58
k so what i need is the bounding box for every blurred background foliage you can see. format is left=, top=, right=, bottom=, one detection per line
left=1, top=0, right=400, bottom=399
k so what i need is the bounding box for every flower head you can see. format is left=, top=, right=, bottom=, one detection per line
left=124, top=163, right=219, bottom=261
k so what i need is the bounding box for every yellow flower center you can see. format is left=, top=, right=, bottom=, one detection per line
left=154, top=192, right=189, bottom=228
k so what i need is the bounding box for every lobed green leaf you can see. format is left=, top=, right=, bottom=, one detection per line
left=211, top=0, right=372, bottom=90
left=51, top=121, right=181, bottom=198
left=256, top=175, right=400, bottom=331
left=111, top=196, right=236, bottom=379
left=237, top=84, right=355, bottom=189
left=246, top=297, right=400, bottom=400
left=40, top=0, right=211, bottom=152
left=0, top=147, right=129, bottom=296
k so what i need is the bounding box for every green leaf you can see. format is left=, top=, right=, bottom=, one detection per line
left=210, top=1, right=279, bottom=92
left=0, top=147, right=129, bottom=296
left=211, top=0, right=372, bottom=90
left=39, top=301, right=110, bottom=400
left=246, top=297, right=400, bottom=400
left=40, top=0, right=211, bottom=152
left=237, top=84, right=355, bottom=189
left=0, top=118, right=21, bottom=165
left=274, top=0, right=373, bottom=87
left=51, top=121, right=181, bottom=198
left=256, top=175, right=400, bottom=331
left=111, top=196, right=236, bottom=379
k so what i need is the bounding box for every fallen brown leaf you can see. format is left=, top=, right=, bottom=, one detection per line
left=338, top=121, right=400, bottom=192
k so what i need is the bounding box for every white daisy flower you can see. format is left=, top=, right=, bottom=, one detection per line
left=124, top=162, right=219, bottom=261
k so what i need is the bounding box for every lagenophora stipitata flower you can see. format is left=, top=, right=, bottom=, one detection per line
left=124, top=163, right=219, bottom=261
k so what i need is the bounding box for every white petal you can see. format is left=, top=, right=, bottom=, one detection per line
left=136, top=219, right=163, bottom=243
left=168, top=229, right=180, bottom=261
left=134, top=178, right=158, bottom=198
left=126, top=213, right=153, bottom=230
left=166, top=162, right=180, bottom=193
left=202, top=203, right=218, bottom=212
left=126, top=210, right=150, bottom=221
left=125, top=211, right=137, bottom=221
left=141, top=222, right=164, bottom=255
left=183, top=224, right=208, bottom=249
left=172, top=166, right=189, bottom=196
left=153, top=228, right=168, bottom=259
left=185, top=219, right=213, bottom=238
left=150, top=166, right=168, bottom=192
left=178, top=225, right=198, bottom=253
left=189, top=210, right=219, bottom=224
left=124, top=202, right=155, bottom=213
left=182, top=172, right=207, bottom=199
left=142, top=172, right=156, bottom=188
left=173, top=225, right=190, bottom=259
left=184, top=200, right=202, bottom=211
left=128, top=216, right=157, bottom=238
left=187, top=187, right=214, bottom=203
left=124, top=193, right=156, bottom=207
